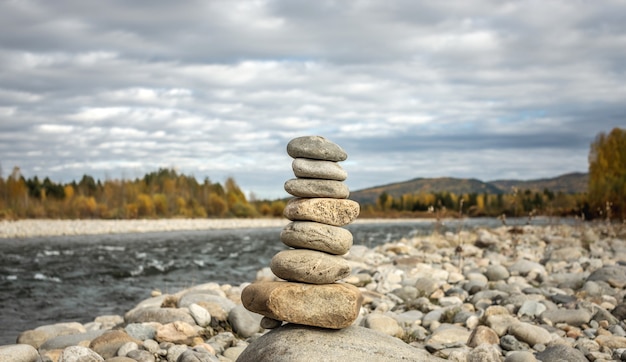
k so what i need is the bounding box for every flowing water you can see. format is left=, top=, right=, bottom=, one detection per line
left=0, top=217, right=566, bottom=345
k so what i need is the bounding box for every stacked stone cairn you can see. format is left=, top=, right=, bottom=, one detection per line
left=241, top=135, right=363, bottom=330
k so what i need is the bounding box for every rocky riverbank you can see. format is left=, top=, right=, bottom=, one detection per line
left=2, top=223, right=626, bottom=361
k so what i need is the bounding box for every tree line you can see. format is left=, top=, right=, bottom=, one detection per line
left=1, top=127, right=623, bottom=221
left=0, top=168, right=285, bottom=219
left=359, top=188, right=588, bottom=219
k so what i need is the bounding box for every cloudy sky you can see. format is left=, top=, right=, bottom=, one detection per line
left=1, top=0, right=625, bottom=199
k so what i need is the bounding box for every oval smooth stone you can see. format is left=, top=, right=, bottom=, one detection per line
left=283, top=198, right=360, bottom=227
left=292, top=158, right=348, bottom=181
left=270, top=249, right=351, bottom=284
left=284, top=178, right=349, bottom=199
left=287, top=136, right=347, bottom=162
left=280, top=221, right=353, bottom=255
left=241, top=281, right=362, bottom=329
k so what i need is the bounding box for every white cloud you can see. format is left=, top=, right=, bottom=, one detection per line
left=0, top=0, right=623, bottom=198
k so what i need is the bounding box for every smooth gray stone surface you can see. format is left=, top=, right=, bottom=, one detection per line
left=280, top=221, right=353, bottom=255
left=284, top=178, right=349, bottom=199
left=287, top=136, right=347, bottom=161
left=292, top=158, right=347, bottom=181
left=535, top=344, right=587, bottom=362
left=270, top=249, right=351, bottom=284
left=236, top=324, right=445, bottom=362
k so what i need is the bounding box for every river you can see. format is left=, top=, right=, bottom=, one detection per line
left=0, top=217, right=567, bottom=345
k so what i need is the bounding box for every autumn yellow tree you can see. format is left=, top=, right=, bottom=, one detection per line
left=588, top=127, right=626, bottom=219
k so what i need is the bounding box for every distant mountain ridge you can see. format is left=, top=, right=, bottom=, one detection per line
left=350, top=172, right=588, bottom=206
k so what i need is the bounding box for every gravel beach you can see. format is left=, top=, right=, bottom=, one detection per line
left=2, top=222, right=626, bottom=361
left=0, top=218, right=291, bottom=239
left=0, top=218, right=424, bottom=239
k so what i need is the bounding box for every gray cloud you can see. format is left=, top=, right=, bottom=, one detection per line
left=1, top=0, right=624, bottom=198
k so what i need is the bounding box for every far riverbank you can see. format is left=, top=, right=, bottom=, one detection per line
left=0, top=218, right=448, bottom=239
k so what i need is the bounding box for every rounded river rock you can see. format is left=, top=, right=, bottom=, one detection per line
left=280, top=221, right=353, bottom=255
left=287, top=136, right=347, bottom=162
left=292, top=158, right=348, bottom=181
left=283, top=198, right=360, bottom=226
left=241, top=281, right=362, bottom=329
left=237, top=323, right=445, bottom=362
left=270, top=249, right=351, bottom=284
left=284, top=178, right=349, bottom=199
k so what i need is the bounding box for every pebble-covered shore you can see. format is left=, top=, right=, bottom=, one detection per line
left=0, top=218, right=420, bottom=239
left=2, top=222, right=626, bottom=362
left=0, top=219, right=291, bottom=239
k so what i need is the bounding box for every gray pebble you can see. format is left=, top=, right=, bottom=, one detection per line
left=535, top=344, right=587, bottom=362
left=504, top=351, right=538, bottom=362
left=500, top=335, right=530, bottom=351
left=227, top=304, right=262, bottom=338
left=178, top=349, right=220, bottom=362
left=485, top=264, right=510, bottom=281
left=125, top=323, right=156, bottom=341
left=126, top=350, right=155, bottom=362
left=541, top=309, right=592, bottom=326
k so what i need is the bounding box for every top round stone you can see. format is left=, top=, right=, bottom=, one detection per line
left=287, top=136, right=347, bottom=162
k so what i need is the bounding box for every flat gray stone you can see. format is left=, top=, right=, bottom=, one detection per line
left=228, top=305, right=263, bottom=338
left=124, top=323, right=156, bottom=341
left=236, top=324, right=445, bottom=362
left=284, top=178, right=349, bottom=199
left=540, top=309, right=592, bottom=327
left=17, top=322, right=86, bottom=349
left=39, top=330, right=106, bottom=351
left=508, top=322, right=551, bottom=346
left=178, top=290, right=233, bottom=309
left=287, top=136, right=347, bottom=161
left=535, top=344, right=587, bottom=362
left=0, top=344, right=39, bottom=362
left=587, top=265, right=626, bottom=288
left=283, top=198, right=360, bottom=226
left=124, top=307, right=196, bottom=325
left=504, top=351, right=537, bottom=362
left=292, top=158, right=347, bottom=180
left=270, top=249, right=351, bottom=284
left=281, top=221, right=353, bottom=255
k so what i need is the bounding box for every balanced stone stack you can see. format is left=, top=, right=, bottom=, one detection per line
left=241, top=136, right=362, bottom=329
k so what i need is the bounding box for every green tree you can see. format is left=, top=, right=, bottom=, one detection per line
left=588, top=128, right=626, bottom=219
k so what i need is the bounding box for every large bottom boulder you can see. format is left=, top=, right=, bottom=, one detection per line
left=236, top=323, right=444, bottom=362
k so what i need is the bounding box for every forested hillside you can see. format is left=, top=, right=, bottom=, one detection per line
left=351, top=173, right=589, bottom=218
left=0, top=167, right=285, bottom=219
left=490, top=172, right=588, bottom=194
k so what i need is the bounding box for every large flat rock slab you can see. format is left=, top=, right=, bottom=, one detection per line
left=241, top=281, right=362, bottom=329
left=236, top=323, right=445, bottom=362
